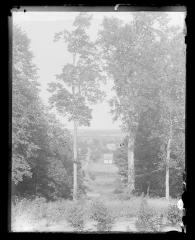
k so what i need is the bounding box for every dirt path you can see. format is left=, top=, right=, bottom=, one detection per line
left=85, top=160, right=119, bottom=199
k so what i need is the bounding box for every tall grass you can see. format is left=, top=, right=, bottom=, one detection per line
left=11, top=197, right=48, bottom=231
left=11, top=197, right=74, bottom=231
left=11, top=196, right=178, bottom=232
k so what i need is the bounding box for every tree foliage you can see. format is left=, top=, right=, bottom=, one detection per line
left=12, top=25, right=74, bottom=200
left=113, top=138, right=128, bottom=185
left=98, top=13, right=185, bottom=197
left=49, top=13, right=105, bottom=126
left=12, top=25, right=41, bottom=184
left=48, top=13, right=106, bottom=200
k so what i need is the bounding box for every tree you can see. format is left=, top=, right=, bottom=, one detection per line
left=113, top=137, right=128, bottom=185
left=98, top=13, right=164, bottom=193
left=48, top=13, right=105, bottom=200
left=12, top=25, right=41, bottom=185
left=12, top=25, right=83, bottom=201
left=98, top=12, right=185, bottom=198
left=13, top=108, right=74, bottom=201
left=44, top=112, right=74, bottom=200
left=155, top=30, right=185, bottom=199
left=134, top=107, right=164, bottom=196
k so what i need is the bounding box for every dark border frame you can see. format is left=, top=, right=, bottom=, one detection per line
left=4, top=1, right=190, bottom=239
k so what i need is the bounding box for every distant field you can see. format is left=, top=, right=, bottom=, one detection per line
left=88, top=162, right=118, bottom=173
left=76, top=129, right=123, bottom=137
left=69, top=129, right=125, bottom=142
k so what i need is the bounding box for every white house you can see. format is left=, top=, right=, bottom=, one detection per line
left=103, top=153, right=113, bottom=164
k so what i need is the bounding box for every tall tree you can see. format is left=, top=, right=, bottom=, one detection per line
left=98, top=14, right=163, bottom=193
left=98, top=12, right=185, bottom=198
left=134, top=106, right=164, bottom=196
left=48, top=13, right=105, bottom=200
left=155, top=30, right=185, bottom=199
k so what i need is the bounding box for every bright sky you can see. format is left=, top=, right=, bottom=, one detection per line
left=13, top=11, right=185, bottom=130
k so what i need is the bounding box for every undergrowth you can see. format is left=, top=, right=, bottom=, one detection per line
left=89, top=199, right=114, bottom=231
left=135, top=196, right=164, bottom=232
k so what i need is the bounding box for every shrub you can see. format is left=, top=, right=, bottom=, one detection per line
left=90, top=200, right=114, bottom=231
left=66, top=203, right=85, bottom=231
left=135, top=197, right=163, bottom=232
left=167, top=204, right=183, bottom=225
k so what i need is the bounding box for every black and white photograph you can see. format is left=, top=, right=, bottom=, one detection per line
left=11, top=8, right=186, bottom=232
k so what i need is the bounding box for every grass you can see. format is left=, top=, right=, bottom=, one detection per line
left=105, top=197, right=177, bottom=219
left=11, top=196, right=179, bottom=232
left=11, top=197, right=74, bottom=231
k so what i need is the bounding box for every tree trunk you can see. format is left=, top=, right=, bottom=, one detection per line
left=73, top=119, right=78, bottom=201
left=165, top=137, right=171, bottom=200
left=146, top=182, right=150, bottom=197
left=165, top=114, right=173, bottom=201
left=83, top=145, right=91, bottom=185
left=34, top=171, right=37, bottom=196
left=72, top=52, right=78, bottom=201
left=127, top=137, right=135, bottom=193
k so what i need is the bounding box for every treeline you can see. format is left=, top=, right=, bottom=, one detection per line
left=12, top=25, right=85, bottom=201
left=99, top=13, right=185, bottom=198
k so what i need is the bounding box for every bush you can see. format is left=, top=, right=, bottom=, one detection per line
left=90, top=200, right=114, bottom=231
left=167, top=204, right=183, bottom=225
left=66, top=203, right=85, bottom=231
left=135, top=197, right=163, bottom=232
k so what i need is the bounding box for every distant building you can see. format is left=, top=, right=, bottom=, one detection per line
left=103, top=153, right=113, bottom=164
left=104, top=159, right=112, bottom=164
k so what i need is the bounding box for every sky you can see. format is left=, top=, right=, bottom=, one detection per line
left=13, top=11, right=185, bottom=130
